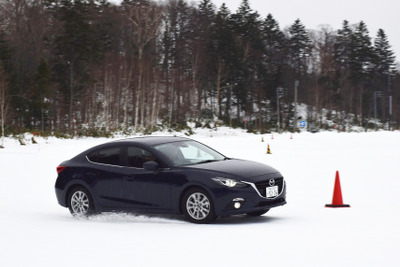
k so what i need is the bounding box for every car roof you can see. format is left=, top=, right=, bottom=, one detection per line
left=73, top=136, right=191, bottom=160
left=112, top=136, right=190, bottom=146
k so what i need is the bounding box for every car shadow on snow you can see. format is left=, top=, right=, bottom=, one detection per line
left=54, top=212, right=284, bottom=225
left=215, top=215, right=284, bottom=225
left=84, top=212, right=284, bottom=225
left=86, top=212, right=186, bottom=224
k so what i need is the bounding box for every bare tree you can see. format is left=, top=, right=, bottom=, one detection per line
left=309, top=26, right=337, bottom=125
left=126, top=0, right=162, bottom=132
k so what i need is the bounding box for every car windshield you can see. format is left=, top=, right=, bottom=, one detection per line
left=153, top=140, right=226, bottom=166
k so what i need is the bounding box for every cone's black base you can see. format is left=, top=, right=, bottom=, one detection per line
left=325, top=204, right=350, bottom=208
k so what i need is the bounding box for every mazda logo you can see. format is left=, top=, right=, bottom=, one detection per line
left=269, top=179, right=275, bottom=186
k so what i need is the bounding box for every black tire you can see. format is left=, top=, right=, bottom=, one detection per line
left=67, top=186, right=95, bottom=217
left=246, top=209, right=270, bottom=217
left=181, top=188, right=216, bottom=224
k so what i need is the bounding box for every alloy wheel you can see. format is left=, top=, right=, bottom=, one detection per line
left=70, top=190, right=90, bottom=216
left=186, top=192, right=211, bottom=220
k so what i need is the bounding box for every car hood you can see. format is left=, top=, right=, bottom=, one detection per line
left=184, top=159, right=281, bottom=181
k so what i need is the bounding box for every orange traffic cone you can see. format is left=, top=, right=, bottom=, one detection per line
left=290, top=134, right=293, bottom=139
left=267, top=144, right=272, bottom=154
left=271, top=134, right=274, bottom=139
left=325, top=171, right=350, bottom=208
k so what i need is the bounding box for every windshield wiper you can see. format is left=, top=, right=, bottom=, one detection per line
left=197, top=159, right=221, bottom=164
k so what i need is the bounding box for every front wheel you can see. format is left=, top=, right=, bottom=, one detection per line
left=182, top=188, right=216, bottom=224
left=68, top=186, right=95, bottom=217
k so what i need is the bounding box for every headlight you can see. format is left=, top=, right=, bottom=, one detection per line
left=212, top=177, right=247, bottom=188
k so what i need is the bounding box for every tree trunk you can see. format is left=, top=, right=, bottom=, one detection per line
left=359, top=86, right=363, bottom=127
left=69, top=61, right=74, bottom=134
left=134, top=47, right=143, bottom=133
left=0, top=66, right=9, bottom=146
left=0, top=87, right=5, bottom=147
left=216, top=59, right=222, bottom=118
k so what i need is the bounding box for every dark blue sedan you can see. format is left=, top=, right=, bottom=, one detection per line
left=55, top=136, right=286, bottom=223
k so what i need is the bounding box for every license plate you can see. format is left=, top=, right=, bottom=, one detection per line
left=266, top=186, right=278, bottom=198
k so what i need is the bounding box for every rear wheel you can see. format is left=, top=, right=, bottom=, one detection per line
left=246, top=209, right=270, bottom=217
left=68, top=186, right=95, bottom=217
left=182, top=188, right=216, bottom=224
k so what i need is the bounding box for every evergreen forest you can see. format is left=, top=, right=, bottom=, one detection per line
left=0, top=0, right=399, bottom=137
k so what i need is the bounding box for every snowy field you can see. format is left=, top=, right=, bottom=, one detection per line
left=1, top=129, right=400, bottom=267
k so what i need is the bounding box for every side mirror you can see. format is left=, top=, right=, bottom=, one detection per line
left=143, top=161, right=159, bottom=173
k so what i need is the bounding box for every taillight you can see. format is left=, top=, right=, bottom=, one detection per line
left=57, top=166, right=66, bottom=174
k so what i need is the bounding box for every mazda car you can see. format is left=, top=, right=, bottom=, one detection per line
left=55, top=136, right=286, bottom=223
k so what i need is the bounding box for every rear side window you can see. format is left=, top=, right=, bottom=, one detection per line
left=87, top=147, right=121, bottom=166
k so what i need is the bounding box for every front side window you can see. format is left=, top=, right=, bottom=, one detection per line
left=87, top=147, right=121, bottom=166
left=154, top=141, right=225, bottom=166
left=126, top=146, right=158, bottom=168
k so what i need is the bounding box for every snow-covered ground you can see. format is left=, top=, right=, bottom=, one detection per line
left=1, top=129, right=400, bottom=267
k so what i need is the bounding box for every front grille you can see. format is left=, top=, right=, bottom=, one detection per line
left=255, top=177, right=284, bottom=198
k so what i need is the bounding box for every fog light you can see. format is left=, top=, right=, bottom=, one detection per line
left=234, top=202, right=241, bottom=209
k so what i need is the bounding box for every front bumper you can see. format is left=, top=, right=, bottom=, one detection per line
left=212, top=180, right=287, bottom=216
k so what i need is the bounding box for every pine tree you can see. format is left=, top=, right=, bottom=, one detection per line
left=335, top=20, right=353, bottom=71
left=0, top=36, right=14, bottom=76
left=334, top=20, right=354, bottom=112
left=313, top=26, right=337, bottom=111
left=374, top=29, right=396, bottom=76
left=211, top=3, right=235, bottom=120
left=48, top=0, right=109, bottom=132
left=192, top=0, right=216, bottom=117
left=372, top=29, right=396, bottom=122
left=349, top=21, right=373, bottom=83
left=287, top=19, right=311, bottom=76
left=262, top=13, right=286, bottom=98
left=264, top=14, right=285, bottom=52
left=197, top=0, right=215, bottom=29
left=161, top=0, right=194, bottom=125
left=230, top=0, right=263, bottom=120
left=349, top=21, right=374, bottom=125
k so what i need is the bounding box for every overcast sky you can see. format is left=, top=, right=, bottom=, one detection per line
left=207, top=0, right=400, bottom=61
